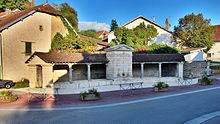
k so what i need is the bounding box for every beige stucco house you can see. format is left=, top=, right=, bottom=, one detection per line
left=207, top=25, right=220, bottom=61
left=107, top=16, right=174, bottom=45
left=0, top=3, right=68, bottom=82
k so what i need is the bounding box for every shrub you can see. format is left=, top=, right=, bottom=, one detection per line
left=154, top=82, right=169, bottom=90
left=13, top=79, right=29, bottom=89
left=133, top=43, right=180, bottom=54
left=149, top=43, right=180, bottom=54
left=80, top=88, right=100, bottom=100
left=201, top=76, right=213, bottom=85
left=0, top=91, right=18, bottom=102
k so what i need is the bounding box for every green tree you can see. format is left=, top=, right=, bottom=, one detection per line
left=110, top=19, right=118, bottom=31
left=133, top=22, right=158, bottom=45
left=54, top=3, right=78, bottom=31
left=0, top=0, right=28, bottom=12
left=114, top=27, right=138, bottom=47
left=79, top=29, right=100, bottom=40
left=113, top=23, right=158, bottom=49
left=173, top=13, right=215, bottom=50
left=51, top=32, right=98, bottom=53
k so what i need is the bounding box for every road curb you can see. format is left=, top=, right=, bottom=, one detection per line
left=1, top=86, right=220, bottom=112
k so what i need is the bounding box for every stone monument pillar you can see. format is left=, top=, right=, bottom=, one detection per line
left=105, top=44, right=134, bottom=80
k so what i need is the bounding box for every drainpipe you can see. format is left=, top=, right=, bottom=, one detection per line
left=0, top=33, right=3, bottom=79
left=62, top=16, right=79, bottom=38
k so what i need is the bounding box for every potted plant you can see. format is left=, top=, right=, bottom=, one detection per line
left=153, top=82, right=169, bottom=92
left=201, top=76, right=213, bottom=86
left=80, top=88, right=101, bottom=101
left=0, top=91, right=18, bottom=103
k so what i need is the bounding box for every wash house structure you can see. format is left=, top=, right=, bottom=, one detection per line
left=25, top=45, right=185, bottom=88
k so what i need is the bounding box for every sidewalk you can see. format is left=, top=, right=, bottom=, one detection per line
left=1, top=79, right=220, bottom=110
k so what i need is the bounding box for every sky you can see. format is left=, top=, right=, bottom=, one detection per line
left=35, top=0, right=220, bottom=31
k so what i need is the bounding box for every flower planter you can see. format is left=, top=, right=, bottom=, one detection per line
left=200, top=82, right=213, bottom=86
left=154, top=87, right=168, bottom=92
left=0, top=95, right=18, bottom=103
left=81, top=94, right=100, bottom=101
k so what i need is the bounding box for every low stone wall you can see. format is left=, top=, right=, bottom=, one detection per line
left=55, top=77, right=192, bottom=90
left=184, top=61, right=207, bottom=78
left=54, top=78, right=198, bottom=94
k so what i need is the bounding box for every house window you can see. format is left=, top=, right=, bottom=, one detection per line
left=207, top=53, right=212, bottom=58
left=39, top=25, right=43, bottom=31
left=25, top=42, right=32, bottom=55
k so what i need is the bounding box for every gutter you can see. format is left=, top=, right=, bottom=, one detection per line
left=0, top=10, right=36, bottom=32
left=62, top=16, right=79, bottom=38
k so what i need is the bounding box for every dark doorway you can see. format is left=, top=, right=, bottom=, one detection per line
left=36, top=65, right=43, bottom=87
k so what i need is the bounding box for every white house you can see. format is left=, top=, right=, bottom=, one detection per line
left=207, top=25, right=220, bottom=61
left=181, top=48, right=207, bottom=62
left=107, top=16, right=174, bottom=46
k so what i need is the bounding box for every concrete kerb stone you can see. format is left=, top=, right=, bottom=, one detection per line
left=1, top=86, right=220, bottom=112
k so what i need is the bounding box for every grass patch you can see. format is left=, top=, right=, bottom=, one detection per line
left=13, top=79, right=29, bottom=89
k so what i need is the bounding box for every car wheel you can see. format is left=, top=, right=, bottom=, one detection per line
left=5, top=83, right=12, bottom=89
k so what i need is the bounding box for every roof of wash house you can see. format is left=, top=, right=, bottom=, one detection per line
left=132, top=54, right=185, bottom=62
left=26, top=52, right=185, bottom=64
left=122, top=16, right=172, bottom=34
left=0, top=3, right=61, bottom=32
left=25, top=52, right=108, bottom=64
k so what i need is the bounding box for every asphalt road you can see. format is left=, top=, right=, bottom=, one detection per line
left=1, top=88, right=220, bottom=124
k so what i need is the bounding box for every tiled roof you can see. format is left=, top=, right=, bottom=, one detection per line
left=133, top=54, right=185, bottom=62
left=96, top=31, right=109, bottom=36
left=0, top=3, right=61, bottom=32
left=26, top=52, right=185, bottom=64
left=0, top=9, right=21, bottom=18
left=214, top=25, right=220, bottom=42
left=123, top=16, right=172, bottom=34
left=79, top=35, right=109, bottom=46
left=25, top=52, right=108, bottom=64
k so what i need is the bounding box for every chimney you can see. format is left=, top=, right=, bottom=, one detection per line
left=31, top=0, right=35, bottom=7
left=165, top=18, right=169, bottom=30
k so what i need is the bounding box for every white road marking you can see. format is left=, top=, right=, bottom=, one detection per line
left=184, top=111, right=220, bottom=124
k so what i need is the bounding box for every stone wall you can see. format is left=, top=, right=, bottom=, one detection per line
left=144, top=64, right=159, bottom=77
left=162, top=63, right=177, bottom=77
left=91, top=64, right=106, bottom=79
left=133, top=64, right=159, bottom=77
left=184, top=61, right=207, bottom=78
left=106, top=45, right=133, bottom=79
left=72, top=65, right=87, bottom=80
